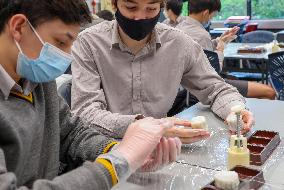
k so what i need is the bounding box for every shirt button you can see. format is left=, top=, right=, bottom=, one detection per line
left=133, top=95, right=140, bottom=100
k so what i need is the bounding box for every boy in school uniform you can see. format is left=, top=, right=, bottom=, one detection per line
left=0, top=0, right=182, bottom=189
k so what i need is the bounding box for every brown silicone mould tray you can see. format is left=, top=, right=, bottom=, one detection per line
left=237, top=48, right=266, bottom=54
left=247, top=130, right=281, bottom=166
left=201, top=166, right=264, bottom=190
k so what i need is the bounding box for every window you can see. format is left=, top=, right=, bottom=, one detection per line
left=181, top=1, right=188, bottom=16
left=206, top=0, right=284, bottom=21
left=214, top=0, right=247, bottom=21
left=252, top=0, right=284, bottom=19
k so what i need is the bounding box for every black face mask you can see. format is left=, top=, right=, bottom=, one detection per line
left=115, top=8, right=161, bottom=41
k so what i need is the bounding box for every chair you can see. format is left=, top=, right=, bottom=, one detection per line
left=203, top=50, right=252, bottom=97
left=203, top=50, right=221, bottom=74
left=183, top=50, right=220, bottom=109
left=242, top=30, right=274, bottom=43
left=268, top=51, right=284, bottom=100
left=167, top=88, right=188, bottom=117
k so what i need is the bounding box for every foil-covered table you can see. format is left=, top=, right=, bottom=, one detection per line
left=113, top=98, right=284, bottom=190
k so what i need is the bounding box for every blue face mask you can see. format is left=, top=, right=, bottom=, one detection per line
left=202, top=20, right=211, bottom=29
left=15, top=21, right=73, bottom=83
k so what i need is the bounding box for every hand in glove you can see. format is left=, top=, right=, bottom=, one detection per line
left=114, top=118, right=174, bottom=172
left=138, top=137, right=182, bottom=172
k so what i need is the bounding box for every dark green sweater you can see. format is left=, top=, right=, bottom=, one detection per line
left=0, top=81, right=117, bottom=189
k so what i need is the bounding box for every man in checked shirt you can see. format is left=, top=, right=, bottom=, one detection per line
left=71, top=0, right=255, bottom=143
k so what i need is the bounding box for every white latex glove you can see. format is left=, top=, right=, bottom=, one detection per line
left=114, top=117, right=174, bottom=172
left=138, top=137, right=182, bottom=172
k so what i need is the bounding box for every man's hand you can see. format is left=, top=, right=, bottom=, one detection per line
left=220, top=26, right=239, bottom=44
left=225, top=110, right=255, bottom=134
left=241, top=110, right=255, bottom=133
left=165, top=117, right=210, bottom=144
left=169, top=117, right=191, bottom=127
left=164, top=127, right=210, bottom=144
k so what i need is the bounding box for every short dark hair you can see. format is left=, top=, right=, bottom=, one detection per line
left=189, top=0, right=221, bottom=14
left=0, top=0, right=92, bottom=34
left=165, top=0, right=183, bottom=16
left=97, top=10, right=114, bottom=21
left=112, top=0, right=165, bottom=8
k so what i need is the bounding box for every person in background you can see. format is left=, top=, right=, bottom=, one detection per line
left=176, top=0, right=276, bottom=100
left=0, top=0, right=182, bottom=189
left=71, top=0, right=255, bottom=144
left=97, top=9, right=115, bottom=21
left=81, top=14, right=105, bottom=31
left=162, top=0, right=185, bottom=28
left=101, top=0, right=114, bottom=13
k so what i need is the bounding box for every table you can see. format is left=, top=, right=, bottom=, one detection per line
left=223, top=43, right=271, bottom=83
left=113, top=163, right=218, bottom=190
left=223, top=43, right=284, bottom=83
left=224, top=43, right=272, bottom=60
left=177, top=98, right=284, bottom=183
left=113, top=99, right=284, bottom=190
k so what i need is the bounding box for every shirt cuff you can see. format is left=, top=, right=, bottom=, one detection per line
left=114, top=114, right=139, bottom=138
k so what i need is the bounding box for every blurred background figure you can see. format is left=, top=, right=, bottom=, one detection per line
left=176, top=0, right=276, bottom=100
left=81, top=10, right=114, bottom=31
left=163, top=0, right=185, bottom=27
left=97, top=9, right=114, bottom=21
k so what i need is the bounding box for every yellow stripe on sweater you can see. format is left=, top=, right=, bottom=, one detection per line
left=96, top=158, right=118, bottom=186
left=103, top=142, right=118, bottom=154
left=10, top=91, right=33, bottom=104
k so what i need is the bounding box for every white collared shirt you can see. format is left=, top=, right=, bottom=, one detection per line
left=0, top=64, right=37, bottom=100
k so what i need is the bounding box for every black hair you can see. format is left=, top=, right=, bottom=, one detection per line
left=97, top=10, right=114, bottom=21
left=165, top=0, right=183, bottom=16
left=112, top=0, right=165, bottom=8
left=189, top=0, right=221, bottom=14
left=0, top=0, right=92, bottom=33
